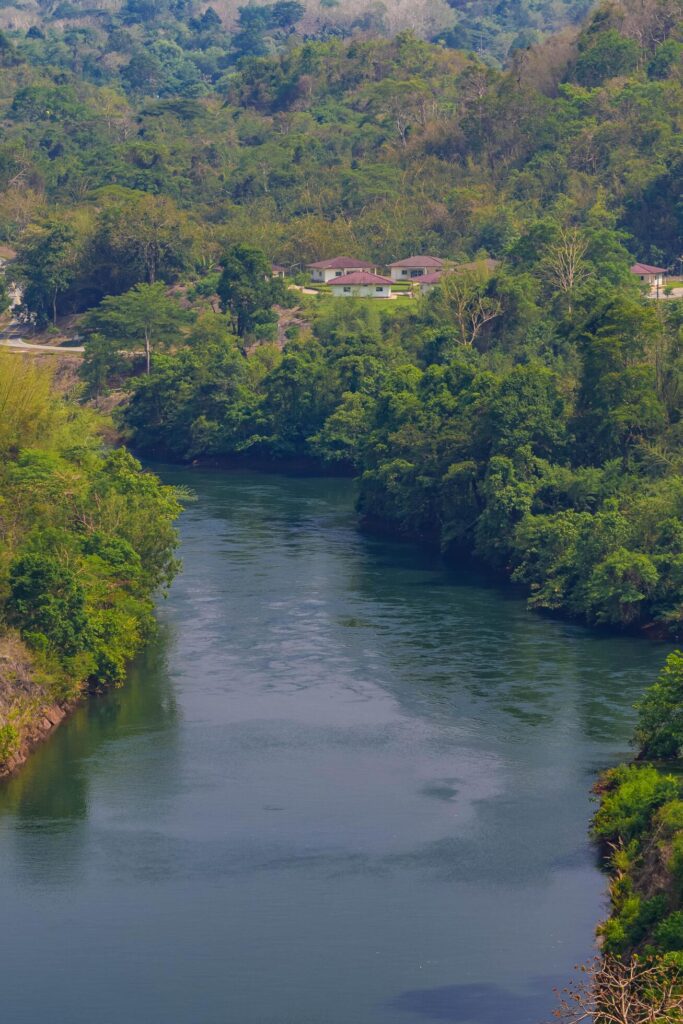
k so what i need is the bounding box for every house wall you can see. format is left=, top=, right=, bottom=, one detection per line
left=311, top=267, right=370, bottom=283
left=311, top=266, right=376, bottom=282
left=634, top=272, right=665, bottom=293
left=390, top=267, right=428, bottom=281
left=329, top=285, right=392, bottom=298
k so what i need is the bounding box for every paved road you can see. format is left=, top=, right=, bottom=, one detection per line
left=0, top=337, right=84, bottom=353
left=0, top=320, right=84, bottom=353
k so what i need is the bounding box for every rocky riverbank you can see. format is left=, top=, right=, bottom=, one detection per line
left=0, top=633, right=76, bottom=780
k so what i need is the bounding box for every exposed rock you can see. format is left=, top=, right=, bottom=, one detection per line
left=0, top=631, right=75, bottom=780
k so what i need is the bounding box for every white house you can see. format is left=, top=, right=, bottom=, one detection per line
left=630, top=262, right=667, bottom=293
left=308, top=257, right=376, bottom=283
left=328, top=271, right=393, bottom=298
left=271, top=264, right=286, bottom=279
left=387, top=255, right=444, bottom=282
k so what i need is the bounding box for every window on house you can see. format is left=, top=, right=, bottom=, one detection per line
left=375, top=286, right=383, bottom=292
left=343, top=287, right=351, bottom=293
left=335, top=271, right=342, bottom=276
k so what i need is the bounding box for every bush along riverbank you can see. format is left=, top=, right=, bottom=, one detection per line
left=117, top=282, right=683, bottom=641
left=567, top=652, right=683, bottom=1023
left=0, top=352, right=181, bottom=777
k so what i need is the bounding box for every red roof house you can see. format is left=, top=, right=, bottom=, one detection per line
left=308, top=257, right=376, bottom=282
left=388, top=255, right=445, bottom=280
left=630, top=263, right=667, bottom=292
left=631, top=262, right=667, bottom=275
left=327, top=271, right=393, bottom=297
left=415, top=271, right=443, bottom=292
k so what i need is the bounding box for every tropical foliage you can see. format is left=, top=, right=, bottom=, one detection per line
left=590, top=651, right=683, bottom=969
left=0, top=0, right=598, bottom=75
left=12, top=0, right=670, bottom=638
left=0, top=353, right=180, bottom=769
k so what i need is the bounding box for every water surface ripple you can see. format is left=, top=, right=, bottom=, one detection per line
left=0, top=470, right=661, bottom=1024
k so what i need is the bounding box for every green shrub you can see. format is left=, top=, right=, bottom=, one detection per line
left=0, top=721, right=19, bottom=763
left=654, top=911, right=683, bottom=952
left=657, top=801, right=683, bottom=835
left=594, top=765, right=680, bottom=842
left=601, top=894, right=668, bottom=953
left=669, top=834, right=683, bottom=896
left=635, top=651, right=683, bottom=760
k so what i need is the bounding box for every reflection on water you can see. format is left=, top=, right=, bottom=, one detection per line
left=0, top=630, right=179, bottom=887
left=0, top=469, right=663, bottom=1024
left=391, top=977, right=557, bottom=1024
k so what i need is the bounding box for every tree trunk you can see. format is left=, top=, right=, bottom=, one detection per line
left=145, top=329, right=151, bottom=374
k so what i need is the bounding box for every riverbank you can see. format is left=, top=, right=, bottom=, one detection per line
left=591, top=652, right=683, bottom=961
left=0, top=632, right=75, bottom=779
left=141, top=455, right=674, bottom=643
left=0, top=354, right=181, bottom=782
left=592, top=761, right=683, bottom=964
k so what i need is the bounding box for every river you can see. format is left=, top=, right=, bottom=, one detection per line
left=0, top=469, right=661, bottom=1024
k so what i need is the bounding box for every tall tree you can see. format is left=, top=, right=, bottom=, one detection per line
left=15, top=220, right=79, bottom=326
left=431, top=266, right=503, bottom=348
left=542, top=226, right=589, bottom=314
left=84, top=282, right=187, bottom=374
left=91, top=192, right=197, bottom=295
left=217, top=245, right=283, bottom=339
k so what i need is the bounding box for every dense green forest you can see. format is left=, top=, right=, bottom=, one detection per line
left=0, top=353, right=180, bottom=770
left=121, top=286, right=683, bottom=639
left=1, top=0, right=681, bottom=281
left=1, top=0, right=681, bottom=639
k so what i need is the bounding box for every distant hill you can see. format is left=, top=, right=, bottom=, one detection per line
left=0, top=0, right=594, bottom=65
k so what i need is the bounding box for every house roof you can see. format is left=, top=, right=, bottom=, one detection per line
left=308, top=257, right=375, bottom=270
left=418, top=272, right=443, bottom=285
left=388, top=255, right=444, bottom=269
left=631, top=262, right=667, bottom=275
left=271, top=263, right=286, bottom=272
left=329, top=271, right=393, bottom=286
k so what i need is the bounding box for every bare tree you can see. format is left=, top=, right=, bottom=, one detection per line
left=552, top=956, right=683, bottom=1024
left=543, top=227, right=589, bottom=313
left=438, top=267, right=503, bottom=348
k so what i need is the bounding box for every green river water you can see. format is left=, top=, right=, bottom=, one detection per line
left=0, top=468, right=662, bottom=1024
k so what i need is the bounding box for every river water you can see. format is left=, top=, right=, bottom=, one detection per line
left=0, top=469, right=661, bottom=1024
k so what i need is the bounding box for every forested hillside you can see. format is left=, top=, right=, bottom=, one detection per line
left=0, top=354, right=180, bottom=773
left=1, top=0, right=681, bottom=639
left=0, top=0, right=594, bottom=70
left=1, top=0, right=680, bottom=283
